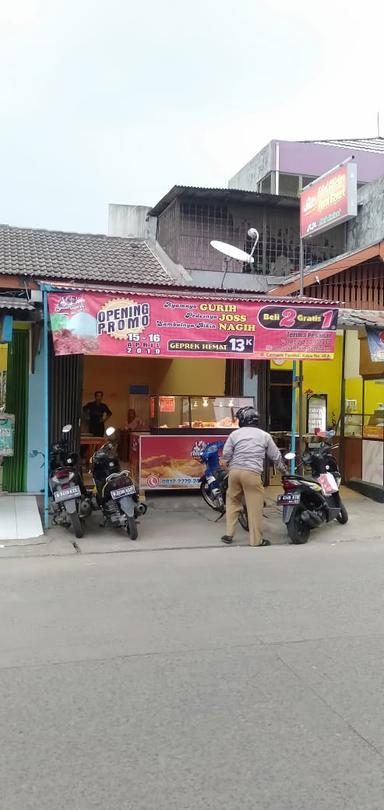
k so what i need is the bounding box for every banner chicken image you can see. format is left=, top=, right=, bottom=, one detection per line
left=141, top=453, right=202, bottom=486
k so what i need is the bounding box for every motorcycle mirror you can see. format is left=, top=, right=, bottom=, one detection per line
left=284, top=452, right=296, bottom=460
left=105, top=426, right=116, bottom=437
left=62, top=424, right=72, bottom=434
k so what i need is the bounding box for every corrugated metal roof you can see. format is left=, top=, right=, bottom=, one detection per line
left=307, top=137, right=384, bottom=154
left=0, top=296, right=35, bottom=310
left=149, top=185, right=299, bottom=217
left=43, top=279, right=337, bottom=305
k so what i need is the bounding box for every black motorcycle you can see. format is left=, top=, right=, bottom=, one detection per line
left=49, top=424, right=91, bottom=539
left=199, top=441, right=248, bottom=532
left=90, top=427, right=146, bottom=539
left=277, top=437, right=348, bottom=544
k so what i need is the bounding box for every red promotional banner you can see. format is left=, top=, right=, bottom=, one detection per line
left=300, top=162, right=357, bottom=239
left=48, top=292, right=338, bottom=360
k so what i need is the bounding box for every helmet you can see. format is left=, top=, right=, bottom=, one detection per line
left=236, top=406, right=259, bottom=427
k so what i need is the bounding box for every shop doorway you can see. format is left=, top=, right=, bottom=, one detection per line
left=269, top=370, right=292, bottom=432
left=2, top=331, right=29, bottom=492
left=49, top=342, right=84, bottom=448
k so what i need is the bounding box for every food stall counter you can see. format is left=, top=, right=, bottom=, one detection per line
left=130, top=395, right=255, bottom=490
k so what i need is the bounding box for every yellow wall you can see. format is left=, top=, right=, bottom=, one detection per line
left=0, top=345, right=7, bottom=372
left=82, top=356, right=226, bottom=428
left=364, top=380, right=384, bottom=415
left=345, top=378, right=363, bottom=412
left=159, top=358, right=225, bottom=396
left=302, top=336, right=343, bottom=424
left=342, top=331, right=384, bottom=416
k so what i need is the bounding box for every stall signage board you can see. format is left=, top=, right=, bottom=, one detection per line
left=0, top=413, right=15, bottom=457
left=159, top=396, right=176, bottom=413
left=307, top=396, right=327, bottom=434
left=139, top=433, right=222, bottom=489
left=48, top=293, right=338, bottom=360
left=300, top=162, right=357, bottom=239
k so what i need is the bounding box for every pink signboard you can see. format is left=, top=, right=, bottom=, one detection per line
left=138, top=433, right=223, bottom=490
left=48, top=292, right=338, bottom=360
left=300, top=161, right=357, bottom=238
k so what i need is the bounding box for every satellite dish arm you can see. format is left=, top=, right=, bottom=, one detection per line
left=248, top=229, right=260, bottom=261
left=221, top=256, right=230, bottom=290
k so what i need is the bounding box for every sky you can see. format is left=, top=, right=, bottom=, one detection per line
left=0, top=0, right=383, bottom=234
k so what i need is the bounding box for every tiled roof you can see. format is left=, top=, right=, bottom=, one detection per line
left=0, top=224, right=183, bottom=286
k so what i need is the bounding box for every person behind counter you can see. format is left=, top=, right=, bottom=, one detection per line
left=126, top=408, right=143, bottom=431
left=83, top=391, right=112, bottom=437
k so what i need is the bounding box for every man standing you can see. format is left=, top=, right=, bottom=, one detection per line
left=83, top=391, right=112, bottom=437
left=221, top=406, right=287, bottom=547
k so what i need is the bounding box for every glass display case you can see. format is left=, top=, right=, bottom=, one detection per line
left=150, top=396, right=256, bottom=432
left=130, top=395, right=256, bottom=490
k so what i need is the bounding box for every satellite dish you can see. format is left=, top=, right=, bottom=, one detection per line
left=210, top=240, right=254, bottom=264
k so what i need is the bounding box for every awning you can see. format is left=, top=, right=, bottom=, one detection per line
left=0, top=297, right=34, bottom=309
left=0, top=296, right=40, bottom=321
left=41, top=279, right=338, bottom=306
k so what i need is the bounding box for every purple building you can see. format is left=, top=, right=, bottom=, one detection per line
left=229, top=138, right=384, bottom=196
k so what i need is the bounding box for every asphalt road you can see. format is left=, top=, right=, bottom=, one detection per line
left=2, top=538, right=384, bottom=809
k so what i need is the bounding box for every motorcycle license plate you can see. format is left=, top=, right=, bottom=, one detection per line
left=54, top=485, right=81, bottom=502
left=277, top=493, right=301, bottom=505
left=111, top=485, right=136, bottom=500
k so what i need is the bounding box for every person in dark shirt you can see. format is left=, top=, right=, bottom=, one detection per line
left=83, top=391, right=112, bottom=437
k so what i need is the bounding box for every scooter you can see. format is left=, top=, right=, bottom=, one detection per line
left=199, top=440, right=248, bottom=531
left=90, top=427, right=146, bottom=539
left=277, top=435, right=348, bottom=544
left=49, top=424, right=91, bottom=539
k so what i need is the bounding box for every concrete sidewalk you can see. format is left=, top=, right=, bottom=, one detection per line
left=0, top=486, right=381, bottom=558
left=0, top=495, right=43, bottom=542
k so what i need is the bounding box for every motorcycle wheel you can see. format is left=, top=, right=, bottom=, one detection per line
left=238, top=508, right=249, bottom=532
left=287, top=507, right=310, bottom=544
left=126, top=517, right=138, bottom=540
left=336, top=503, right=348, bottom=524
left=70, top=511, right=84, bottom=539
left=200, top=481, right=224, bottom=512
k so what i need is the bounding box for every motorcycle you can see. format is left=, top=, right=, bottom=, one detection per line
left=199, top=440, right=248, bottom=531
left=90, top=427, right=146, bottom=539
left=277, top=434, right=348, bottom=544
left=49, top=424, right=91, bottom=539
